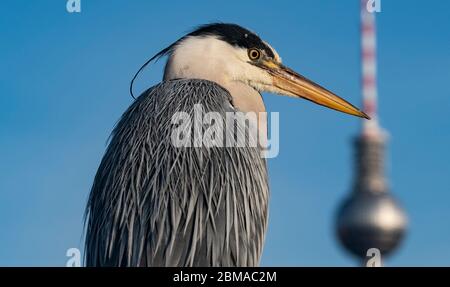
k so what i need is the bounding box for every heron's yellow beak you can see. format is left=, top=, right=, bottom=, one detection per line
left=257, top=59, right=369, bottom=119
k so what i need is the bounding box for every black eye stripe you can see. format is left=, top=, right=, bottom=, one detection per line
left=185, top=23, right=276, bottom=59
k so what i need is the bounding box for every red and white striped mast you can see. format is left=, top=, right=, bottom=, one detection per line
left=335, top=0, right=407, bottom=266
left=361, top=0, right=381, bottom=136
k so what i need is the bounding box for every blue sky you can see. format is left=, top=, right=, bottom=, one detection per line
left=1, top=0, right=449, bottom=266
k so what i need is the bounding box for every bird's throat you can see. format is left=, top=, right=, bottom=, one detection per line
left=226, top=81, right=268, bottom=148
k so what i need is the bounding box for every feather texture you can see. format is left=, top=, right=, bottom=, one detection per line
left=85, top=79, right=269, bottom=266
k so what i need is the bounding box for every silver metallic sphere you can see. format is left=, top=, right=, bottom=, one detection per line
left=336, top=190, right=407, bottom=259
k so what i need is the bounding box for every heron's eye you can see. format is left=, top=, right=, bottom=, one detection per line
left=248, top=48, right=261, bottom=61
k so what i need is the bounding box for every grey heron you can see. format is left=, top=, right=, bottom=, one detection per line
left=85, top=23, right=368, bottom=267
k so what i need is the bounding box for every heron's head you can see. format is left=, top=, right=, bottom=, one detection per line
left=158, top=23, right=368, bottom=119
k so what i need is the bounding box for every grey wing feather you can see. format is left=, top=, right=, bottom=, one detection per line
left=84, top=79, right=269, bottom=266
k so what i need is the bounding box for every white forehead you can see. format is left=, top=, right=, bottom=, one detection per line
left=165, top=36, right=249, bottom=81
left=171, top=35, right=245, bottom=61
left=173, top=34, right=281, bottom=63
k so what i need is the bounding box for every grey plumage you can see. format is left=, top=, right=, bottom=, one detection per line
left=85, top=22, right=368, bottom=267
left=85, top=79, right=269, bottom=266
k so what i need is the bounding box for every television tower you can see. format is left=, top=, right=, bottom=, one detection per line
left=335, top=0, right=407, bottom=266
